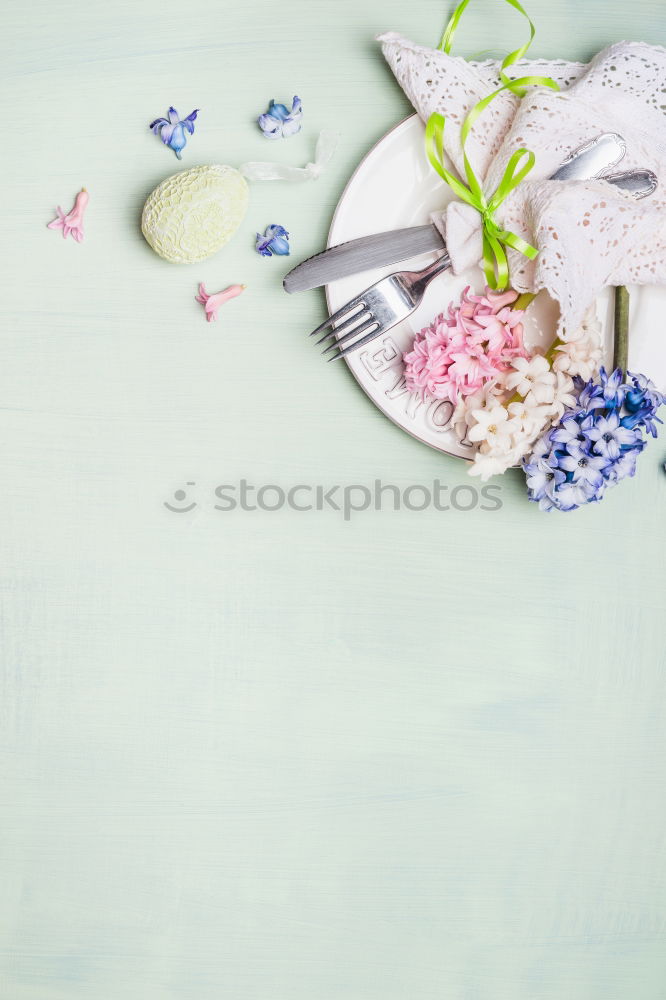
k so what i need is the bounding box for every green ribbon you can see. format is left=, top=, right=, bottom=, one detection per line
left=438, top=0, right=552, bottom=94
left=428, top=0, right=560, bottom=289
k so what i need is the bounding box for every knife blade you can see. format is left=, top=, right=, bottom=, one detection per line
left=283, top=132, right=628, bottom=294
left=284, top=225, right=445, bottom=293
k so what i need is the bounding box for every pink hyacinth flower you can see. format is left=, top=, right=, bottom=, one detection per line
left=403, top=285, right=529, bottom=402
left=195, top=283, right=245, bottom=322
left=47, top=188, right=89, bottom=242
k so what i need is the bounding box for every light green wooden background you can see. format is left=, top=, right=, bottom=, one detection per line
left=2, top=1, right=666, bottom=998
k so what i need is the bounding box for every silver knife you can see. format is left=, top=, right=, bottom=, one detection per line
left=284, top=132, right=635, bottom=294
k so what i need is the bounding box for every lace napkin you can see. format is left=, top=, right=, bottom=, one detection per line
left=379, top=32, right=666, bottom=339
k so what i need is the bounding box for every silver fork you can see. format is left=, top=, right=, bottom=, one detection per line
left=311, top=252, right=451, bottom=362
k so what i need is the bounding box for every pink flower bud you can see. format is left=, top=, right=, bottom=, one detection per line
left=195, top=283, right=245, bottom=322
left=47, top=188, right=89, bottom=243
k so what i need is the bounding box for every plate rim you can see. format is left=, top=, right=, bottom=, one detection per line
left=324, top=114, right=474, bottom=461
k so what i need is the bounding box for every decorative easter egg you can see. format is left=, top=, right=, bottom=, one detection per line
left=141, top=165, right=249, bottom=263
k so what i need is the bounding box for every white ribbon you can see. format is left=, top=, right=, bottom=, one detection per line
left=240, top=130, right=339, bottom=182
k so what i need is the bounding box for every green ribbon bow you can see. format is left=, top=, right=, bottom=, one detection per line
left=427, top=0, right=560, bottom=289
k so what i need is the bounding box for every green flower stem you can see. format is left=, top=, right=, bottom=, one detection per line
left=613, top=285, right=630, bottom=374
left=512, top=291, right=537, bottom=311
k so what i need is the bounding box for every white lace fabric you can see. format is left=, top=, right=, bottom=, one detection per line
left=378, top=33, right=666, bottom=339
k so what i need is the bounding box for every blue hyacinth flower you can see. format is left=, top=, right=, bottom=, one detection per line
left=257, top=97, right=303, bottom=139
left=523, top=367, right=665, bottom=512
left=586, top=412, right=639, bottom=460
left=623, top=371, right=665, bottom=436
left=150, top=107, right=199, bottom=159
left=256, top=224, right=290, bottom=257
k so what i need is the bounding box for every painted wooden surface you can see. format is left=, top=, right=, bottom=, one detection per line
left=2, top=1, right=666, bottom=997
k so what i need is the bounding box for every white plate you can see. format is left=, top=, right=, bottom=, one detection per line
left=326, top=115, right=666, bottom=459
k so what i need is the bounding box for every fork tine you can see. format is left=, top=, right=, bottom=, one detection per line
left=326, top=324, right=386, bottom=362
left=308, top=295, right=366, bottom=338
left=321, top=317, right=378, bottom=354
left=316, top=309, right=372, bottom=347
left=314, top=308, right=366, bottom=346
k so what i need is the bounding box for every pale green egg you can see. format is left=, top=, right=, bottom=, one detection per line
left=141, top=165, right=249, bottom=263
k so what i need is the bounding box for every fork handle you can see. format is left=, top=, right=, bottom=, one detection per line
left=408, top=253, right=451, bottom=297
